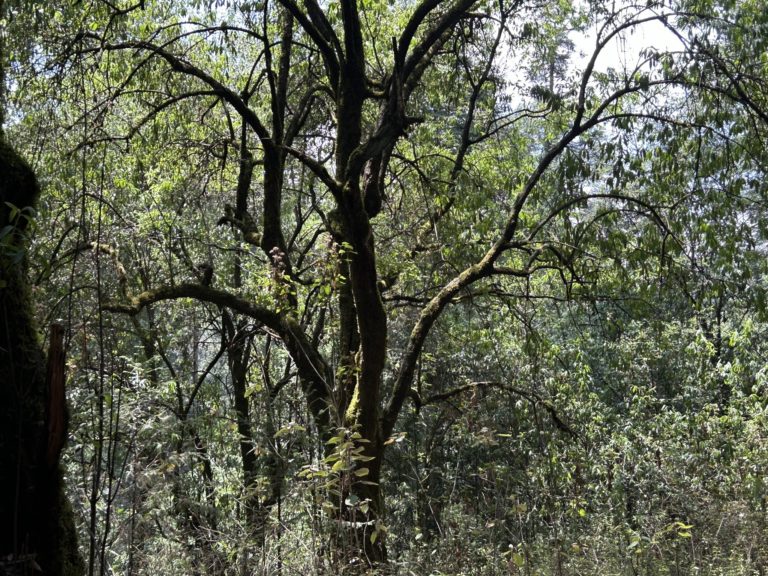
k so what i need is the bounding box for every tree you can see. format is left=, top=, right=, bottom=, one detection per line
left=0, top=1, right=84, bottom=571
left=6, top=0, right=768, bottom=571
left=0, top=103, right=84, bottom=576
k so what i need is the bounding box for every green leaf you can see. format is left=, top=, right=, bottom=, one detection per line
left=345, top=494, right=359, bottom=506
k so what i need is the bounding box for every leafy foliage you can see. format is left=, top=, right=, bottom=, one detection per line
left=3, top=0, right=768, bottom=573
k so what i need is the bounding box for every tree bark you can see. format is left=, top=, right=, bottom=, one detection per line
left=0, top=137, right=85, bottom=575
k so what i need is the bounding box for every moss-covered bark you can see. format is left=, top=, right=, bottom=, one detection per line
left=0, top=137, right=84, bottom=575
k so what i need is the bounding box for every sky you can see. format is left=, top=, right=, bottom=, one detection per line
left=586, top=15, right=685, bottom=74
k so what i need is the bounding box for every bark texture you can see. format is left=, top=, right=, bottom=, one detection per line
left=0, top=137, right=84, bottom=576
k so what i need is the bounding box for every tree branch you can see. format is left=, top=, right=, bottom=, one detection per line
left=417, top=380, right=577, bottom=437
left=276, top=0, right=341, bottom=90
left=402, top=0, right=480, bottom=85
left=104, top=283, right=333, bottom=425
left=88, top=35, right=272, bottom=143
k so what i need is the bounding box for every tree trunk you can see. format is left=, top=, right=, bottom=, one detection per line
left=0, top=137, right=85, bottom=575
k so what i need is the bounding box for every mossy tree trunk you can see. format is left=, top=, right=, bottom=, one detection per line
left=0, top=136, right=85, bottom=575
